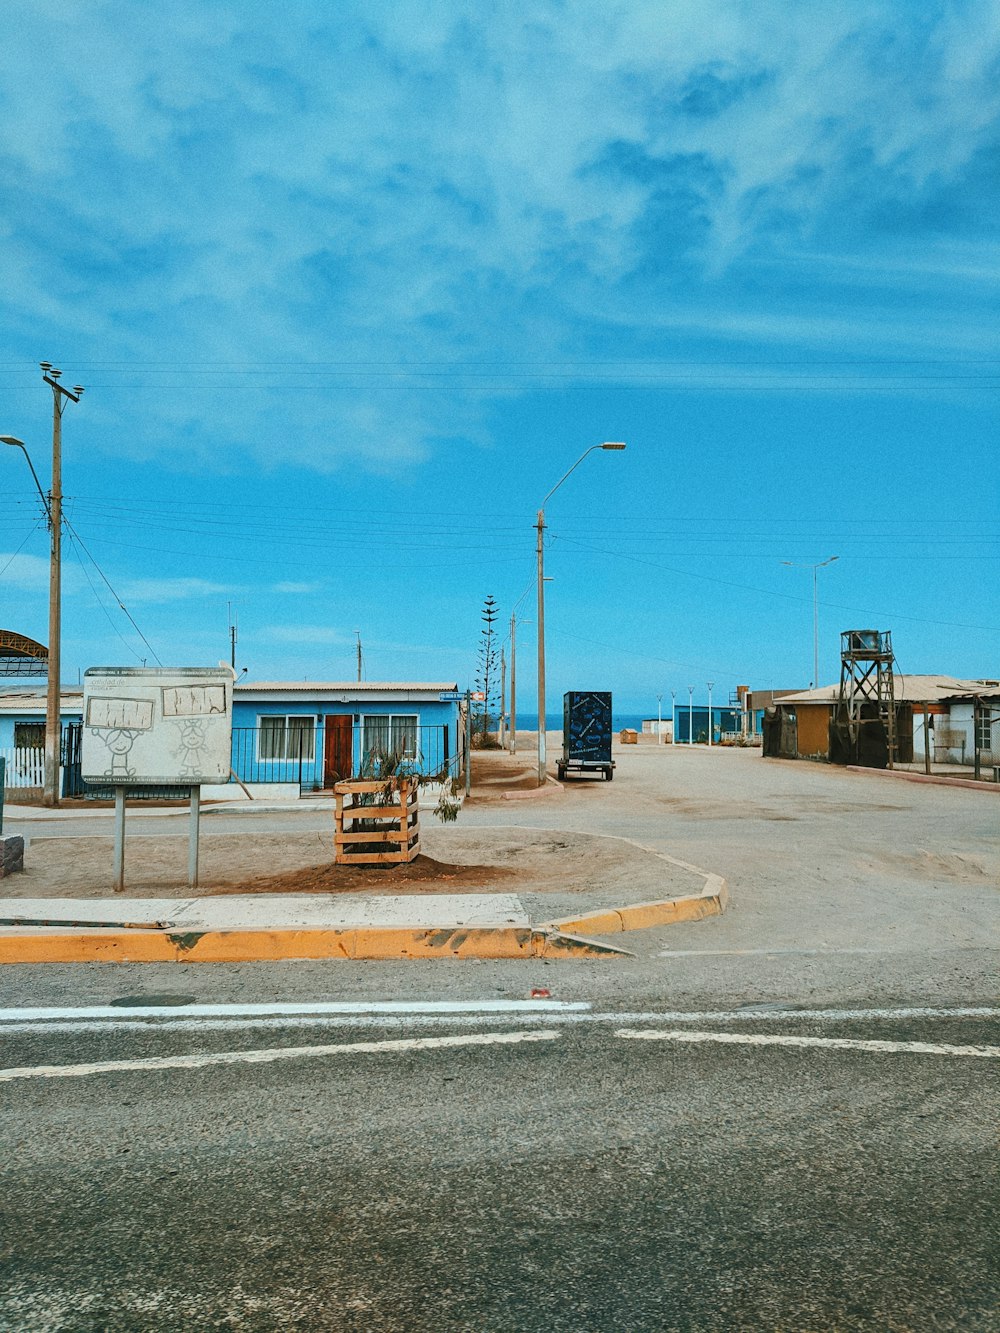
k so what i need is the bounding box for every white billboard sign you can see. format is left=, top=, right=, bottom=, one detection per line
left=82, top=667, right=233, bottom=785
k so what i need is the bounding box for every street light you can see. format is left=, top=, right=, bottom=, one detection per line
left=687, top=685, right=694, bottom=745
left=2, top=364, right=83, bottom=808
left=507, top=614, right=532, bottom=755
left=536, top=442, right=626, bottom=786
left=707, top=680, right=714, bottom=746
left=2, top=432, right=60, bottom=805
left=1, top=436, right=50, bottom=520
left=670, top=689, right=676, bottom=745
left=781, top=555, right=839, bottom=688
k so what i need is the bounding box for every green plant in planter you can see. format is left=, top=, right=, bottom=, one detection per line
left=356, top=743, right=461, bottom=824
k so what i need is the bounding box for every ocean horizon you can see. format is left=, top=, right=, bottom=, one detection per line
left=504, top=712, right=658, bottom=733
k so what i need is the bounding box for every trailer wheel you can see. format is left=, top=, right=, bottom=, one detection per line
left=604, top=766, right=613, bottom=781
left=557, top=762, right=566, bottom=781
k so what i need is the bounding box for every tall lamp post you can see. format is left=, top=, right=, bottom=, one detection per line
left=781, top=555, right=839, bottom=687
left=656, top=693, right=662, bottom=743
left=2, top=365, right=83, bottom=808
left=687, top=685, right=694, bottom=745
left=707, top=680, right=714, bottom=746
left=2, top=434, right=58, bottom=800
left=508, top=613, right=532, bottom=755
left=670, top=689, right=676, bottom=745
left=536, top=442, right=626, bottom=786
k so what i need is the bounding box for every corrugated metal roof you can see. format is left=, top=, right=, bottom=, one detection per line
left=775, top=675, right=995, bottom=705
left=234, top=682, right=458, bottom=693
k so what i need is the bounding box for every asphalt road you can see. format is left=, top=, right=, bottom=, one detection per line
left=1, top=998, right=998, bottom=1332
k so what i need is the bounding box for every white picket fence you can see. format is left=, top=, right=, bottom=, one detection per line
left=0, top=746, right=45, bottom=788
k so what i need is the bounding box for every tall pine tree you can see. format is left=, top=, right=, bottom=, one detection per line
left=474, top=594, right=499, bottom=741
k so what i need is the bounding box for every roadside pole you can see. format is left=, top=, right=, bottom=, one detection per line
left=188, top=786, right=201, bottom=888
left=113, top=789, right=126, bottom=893
left=465, top=690, right=472, bottom=797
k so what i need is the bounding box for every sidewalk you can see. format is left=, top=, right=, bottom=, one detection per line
left=0, top=892, right=633, bottom=962
left=0, top=864, right=728, bottom=963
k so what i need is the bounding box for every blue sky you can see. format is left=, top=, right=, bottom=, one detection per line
left=2, top=1, right=998, bottom=711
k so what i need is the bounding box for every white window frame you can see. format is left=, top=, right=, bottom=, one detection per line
left=975, top=708, right=997, bottom=753
left=13, top=721, right=45, bottom=749
left=257, top=714, right=316, bottom=763
left=360, top=713, right=419, bottom=760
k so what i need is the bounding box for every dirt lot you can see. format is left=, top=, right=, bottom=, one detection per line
left=7, top=824, right=686, bottom=901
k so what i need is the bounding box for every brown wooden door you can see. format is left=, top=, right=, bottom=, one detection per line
left=323, top=714, right=353, bottom=786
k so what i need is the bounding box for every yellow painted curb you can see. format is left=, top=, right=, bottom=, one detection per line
left=0, top=924, right=632, bottom=964
left=545, top=874, right=728, bottom=936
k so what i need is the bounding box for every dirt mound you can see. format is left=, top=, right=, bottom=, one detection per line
left=208, top=853, right=516, bottom=896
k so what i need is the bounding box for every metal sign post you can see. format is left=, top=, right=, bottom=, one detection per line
left=188, top=786, right=201, bottom=888
left=82, top=667, right=232, bottom=894
left=113, top=789, right=126, bottom=893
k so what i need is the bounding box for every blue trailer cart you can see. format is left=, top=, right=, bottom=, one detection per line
left=558, top=691, right=615, bottom=782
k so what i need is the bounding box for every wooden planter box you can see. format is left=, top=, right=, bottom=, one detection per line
left=333, top=777, right=420, bottom=865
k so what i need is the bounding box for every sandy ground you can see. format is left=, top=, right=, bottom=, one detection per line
left=6, top=826, right=688, bottom=901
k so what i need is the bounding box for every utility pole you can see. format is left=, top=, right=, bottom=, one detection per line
left=536, top=507, right=546, bottom=784
left=657, top=693, right=662, bottom=743
left=509, top=613, right=517, bottom=754
left=39, top=362, right=83, bottom=808
left=499, top=647, right=506, bottom=748
left=688, top=685, right=694, bottom=746
left=535, top=442, right=626, bottom=785
left=228, top=602, right=238, bottom=670
left=355, top=631, right=363, bottom=683
left=670, top=690, right=676, bottom=745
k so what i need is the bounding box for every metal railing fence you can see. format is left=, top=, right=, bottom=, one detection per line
left=12, top=724, right=460, bottom=800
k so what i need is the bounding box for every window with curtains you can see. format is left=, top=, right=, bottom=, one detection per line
left=258, top=715, right=315, bottom=762
left=361, top=714, right=418, bottom=761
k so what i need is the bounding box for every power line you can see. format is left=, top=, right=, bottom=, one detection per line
left=61, top=517, right=163, bottom=666
left=65, top=530, right=147, bottom=665
left=0, top=520, right=46, bottom=581
left=553, top=535, right=1000, bottom=634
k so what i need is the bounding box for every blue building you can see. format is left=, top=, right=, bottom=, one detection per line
left=231, top=681, right=461, bottom=791
left=673, top=704, right=741, bottom=745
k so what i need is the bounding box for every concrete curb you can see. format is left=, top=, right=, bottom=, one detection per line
left=0, top=924, right=632, bottom=965
left=498, top=775, right=564, bottom=801
left=845, top=765, right=999, bottom=794
left=544, top=873, right=728, bottom=935
left=490, top=821, right=729, bottom=937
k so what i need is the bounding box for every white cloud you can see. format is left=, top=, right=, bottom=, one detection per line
left=1, top=1, right=998, bottom=473
left=272, top=581, right=322, bottom=595
left=117, top=576, right=233, bottom=604
left=0, top=552, right=51, bottom=593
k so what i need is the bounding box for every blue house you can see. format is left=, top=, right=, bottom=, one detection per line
left=231, top=680, right=462, bottom=792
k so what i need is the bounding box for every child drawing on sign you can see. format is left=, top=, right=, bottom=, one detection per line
left=92, top=727, right=142, bottom=780
left=173, top=718, right=209, bottom=777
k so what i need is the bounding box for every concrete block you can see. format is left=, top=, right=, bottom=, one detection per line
left=0, top=836, right=25, bottom=877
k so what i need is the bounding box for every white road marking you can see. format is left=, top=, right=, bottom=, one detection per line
left=0, top=1004, right=995, bottom=1037
left=616, top=1029, right=1000, bottom=1059
left=0, top=1028, right=561, bottom=1083
left=0, top=999, right=589, bottom=1024
left=659, top=947, right=918, bottom=957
